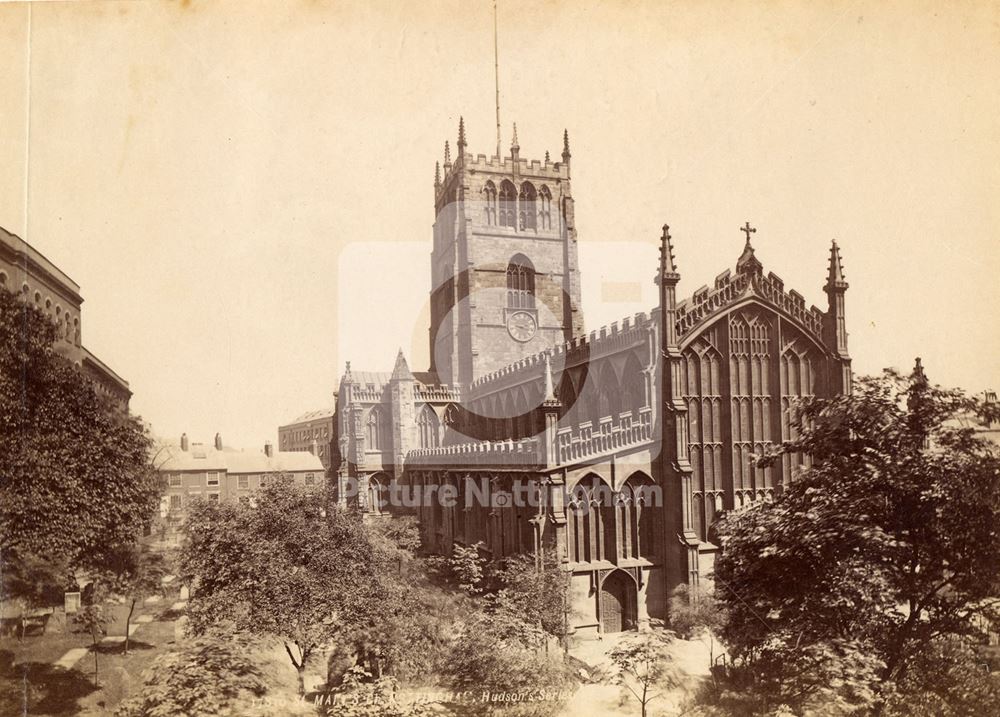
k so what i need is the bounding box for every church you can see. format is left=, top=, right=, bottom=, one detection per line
left=331, top=119, right=852, bottom=637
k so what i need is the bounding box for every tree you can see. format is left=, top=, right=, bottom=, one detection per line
left=712, top=366, right=1000, bottom=714
left=491, top=549, right=571, bottom=640
left=2, top=551, right=68, bottom=640
left=669, top=584, right=726, bottom=670
left=74, top=584, right=111, bottom=685
left=0, top=287, right=161, bottom=602
left=181, top=481, right=392, bottom=696
left=609, top=631, right=684, bottom=717
left=449, top=541, right=487, bottom=595
left=114, top=630, right=270, bottom=717
left=106, top=545, right=172, bottom=654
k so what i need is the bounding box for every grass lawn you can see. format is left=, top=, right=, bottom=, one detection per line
left=0, top=601, right=180, bottom=716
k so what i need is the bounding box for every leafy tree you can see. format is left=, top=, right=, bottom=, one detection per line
left=449, top=608, right=574, bottom=717
left=181, top=482, right=392, bottom=696
left=449, top=541, right=487, bottom=595
left=114, top=630, right=270, bottom=717
left=74, top=587, right=111, bottom=684
left=608, top=631, right=684, bottom=717
left=321, top=665, right=433, bottom=717
left=712, top=366, right=1000, bottom=714
left=106, top=545, right=172, bottom=654
left=0, top=287, right=161, bottom=600
left=491, top=549, right=571, bottom=640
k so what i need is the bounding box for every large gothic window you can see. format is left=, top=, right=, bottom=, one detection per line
left=618, top=473, right=655, bottom=560
left=368, top=472, right=388, bottom=514
left=417, top=405, right=440, bottom=449
left=499, top=180, right=517, bottom=228
left=539, top=185, right=553, bottom=230
left=567, top=474, right=615, bottom=563
left=366, top=407, right=385, bottom=451
left=519, top=182, right=537, bottom=230
left=506, top=254, right=535, bottom=309
left=483, top=181, right=497, bottom=226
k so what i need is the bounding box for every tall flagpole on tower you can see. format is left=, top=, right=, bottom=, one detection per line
left=494, top=0, right=501, bottom=160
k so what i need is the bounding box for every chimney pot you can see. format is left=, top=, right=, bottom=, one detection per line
left=180, top=433, right=189, bottom=451
left=264, top=441, right=274, bottom=458
left=214, top=433, right=223, bottom=451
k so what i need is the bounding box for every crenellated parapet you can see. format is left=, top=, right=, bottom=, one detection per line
left=675, top=268, right=825, bottom=341
left=469, top=311, right=655, bottom=398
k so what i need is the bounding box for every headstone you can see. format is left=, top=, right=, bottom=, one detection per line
left=64, top=591, right=81, bottom=614
left=179, top=585, right=190, bottom=601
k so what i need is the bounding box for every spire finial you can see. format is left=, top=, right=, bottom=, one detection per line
left=659, top=224, right=678, bottom=277
left=740, top=221, right=756, bottom=247
left=825, top=239, right=848, bottom=291
left=543, top=353, right=556, bottom=401
left=458, top=116, right=466, bottom=155
left=511, top=122, right=519, bottom=149
left=444, top=140, right=451, bottom=167
left=545, top=150, right=550, bottom=163
left=434, top=161, right=441, bottom=189
left=562, top=129, right=571, bottom=162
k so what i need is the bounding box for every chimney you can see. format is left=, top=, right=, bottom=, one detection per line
left=264, top=441, right=274, bottom=458
left=214, top=433, right=223, bottom=451
left=309, top=439, right=317, bottom=456
left=180, top=433, right=189, bottom=451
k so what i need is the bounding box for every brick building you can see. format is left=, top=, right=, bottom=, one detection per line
left=157, top=433, right=325, bottom=519
left=278, top=407, right=336, bottom=471
left=0, top=226, right=131, bottom=411
left=331, top=121, right=853, bottom=637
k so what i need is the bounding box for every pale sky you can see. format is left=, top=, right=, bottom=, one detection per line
left=2, top=0, right=998, bottom=449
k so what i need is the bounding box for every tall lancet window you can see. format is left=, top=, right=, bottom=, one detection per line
left=539, top=185, right=553, bottom=230
left=499, top=180, right=517, bottom=228
left=366, top=407, right=385, bottom=451
left=506, top=254, right=536, bottom=309
left=483, top=181, right=497, bottom=226
left=417, top=405, right=440, bottom=449
left=519, top=182, right=537, bottom=230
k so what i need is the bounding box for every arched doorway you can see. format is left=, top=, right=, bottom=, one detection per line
left=599, top=570, right=638, bottom=634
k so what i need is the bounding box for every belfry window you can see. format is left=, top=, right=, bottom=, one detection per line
left=539, top=185, right=553, bottom=229
left=483, top=181, right=497, bottom=226
left=506, top=254, right=535, bottom=309
left=519, top=182, right=537, bottom=230
left=417, top=405, right=440, bottom=449
left=499, top=180, right=517, bottom=228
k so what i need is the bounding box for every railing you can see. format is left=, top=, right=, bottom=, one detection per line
left=406, top=437, right=542, bottom=468
left=414, top=385, right=462, bottom=402
left=555, top=407, right=653, bottom=465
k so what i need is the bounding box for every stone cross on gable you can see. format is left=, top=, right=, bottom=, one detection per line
left=740, top=221, right=756, bottom=244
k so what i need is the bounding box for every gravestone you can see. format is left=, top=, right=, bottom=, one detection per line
left=64, top=591, right=81, bottom=614
left=179, top=585, right=190, bottom=601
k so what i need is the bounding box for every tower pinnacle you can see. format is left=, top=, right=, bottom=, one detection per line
left=434, top=161, right=441, bottom=190
left=444, top=140, right=451, bottom=169
left=658, top=223, right=679, bottom=279
left=736, top=221, right=762, bottom=275
left=458, top=116, right=466, bottom=158
left=825, top=239, right=848, bottom=291
left=562, top=129, right=571, bottom=163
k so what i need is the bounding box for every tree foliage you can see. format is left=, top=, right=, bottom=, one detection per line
left=0, top=287, right=160, bottom=585
left=609, top=631, right=684, bottom=717
left=712, top=367, right=1000, bottom=714
left=180, top=482, right=392, bottom=695
left=114, top=630, right=270, bottom=717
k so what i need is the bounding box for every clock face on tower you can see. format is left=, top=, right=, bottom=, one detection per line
left=506, top=311, right=537, bottom=342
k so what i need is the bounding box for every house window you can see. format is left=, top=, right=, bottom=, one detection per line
left=207, top=492, right=220, bottom=502
left=168, top=474, right=182, bottom=488
left=169, top=494, right=182, bottom=510
left=305, top=473, right=315, bottom=487
left=206, top=472, right=220, bottom=487
left=238, top=475, right=249, bottom=489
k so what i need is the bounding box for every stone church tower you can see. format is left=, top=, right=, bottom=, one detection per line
left=428, top=120, right=585, bottom=388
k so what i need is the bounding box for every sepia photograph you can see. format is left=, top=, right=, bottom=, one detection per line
left=1, top=1, right=999, bottom=715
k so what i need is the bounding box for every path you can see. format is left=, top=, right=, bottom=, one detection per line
left=50, top=599, right=187, bottom=670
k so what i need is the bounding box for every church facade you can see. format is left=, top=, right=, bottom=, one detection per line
left=331, top=120, right=852, bottom=637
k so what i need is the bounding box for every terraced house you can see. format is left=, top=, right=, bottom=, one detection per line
left=331, top=121, right=853, bottom=637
